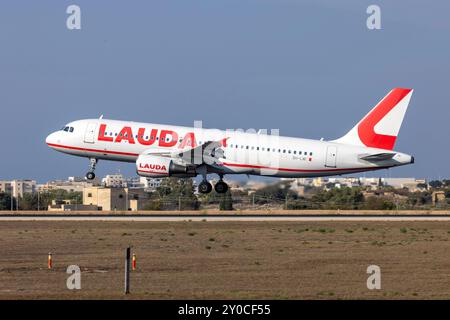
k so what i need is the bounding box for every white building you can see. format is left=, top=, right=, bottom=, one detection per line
left=102, top=174, right=127, bottom=188
left=0, top=181, right=12, bottom=194
left=11, top=180, right=36, bottom=198
left=139, top=177, right=161, bottom=190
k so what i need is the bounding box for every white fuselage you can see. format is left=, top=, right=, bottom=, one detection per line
left=46, top=119, right=413, bottom=178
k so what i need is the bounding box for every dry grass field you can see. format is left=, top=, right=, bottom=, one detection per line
left=0, top=220, right=449, bottom=299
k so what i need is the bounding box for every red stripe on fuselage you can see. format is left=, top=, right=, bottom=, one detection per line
left=137, top=169, right=168, bottom=175
left=46, top=143, right=139, bottom=157
left=221, top=162, right=384, bottom=173
left=47, top=142, right=385, bottom=173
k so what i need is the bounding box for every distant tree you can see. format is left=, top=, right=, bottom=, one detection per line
left=142, top=199, right=162, bottom=211
left=153, top=178, right=199, bottom=210
left=0, top=193, right=13, bottom=210
left=219, top=189, right=233, bottom=211
left=416, top=183, right=429, bottom=190
left=286, top=197, right=311, bottom=210
left=325, top=182, right=335, bottom=189
left=429, top=180, right=443, bottom=189
left=253, top=181, right=298, bottom=205
left=311, top=187, right=364, bottom=209
left=363, top=196, right=395, bottom=210
left=20, top=193, right=38, bottom=210
left=407, top=191, right=432, bottom=207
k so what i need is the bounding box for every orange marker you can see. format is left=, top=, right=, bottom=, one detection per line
left=132, top=253, right=136, bottom=271
left=48, top=252, right=52, bottom=269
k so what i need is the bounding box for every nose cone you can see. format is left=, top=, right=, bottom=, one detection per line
left=45, top=132, right=59, bottom=146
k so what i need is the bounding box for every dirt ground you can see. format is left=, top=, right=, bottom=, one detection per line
left=0, top=220, right=449, bottom=299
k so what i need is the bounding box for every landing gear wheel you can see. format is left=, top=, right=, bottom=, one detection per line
left=86, top=158, right=98, bottom=181
left=214, top=181, right=229, bottom=194
left=198, top=181, right=213, bottom=194
left=86, top=172, right=96, bottom=180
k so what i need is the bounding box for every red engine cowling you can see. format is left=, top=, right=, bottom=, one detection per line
left=136, top=154, right=196, bottom=178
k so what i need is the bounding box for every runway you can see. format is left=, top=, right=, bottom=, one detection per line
left=1, top=215, right=450, bottom=222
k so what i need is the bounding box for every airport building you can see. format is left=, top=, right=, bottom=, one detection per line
left=47, top=199, right=98, bottom=212
left=83, top=186, right=150, bottom=211
left=38, top=176, right=99, bottom=193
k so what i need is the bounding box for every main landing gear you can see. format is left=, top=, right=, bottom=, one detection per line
left=198, top=174, right=229, bottom=194
left=86, top=158, right=97, bottom=180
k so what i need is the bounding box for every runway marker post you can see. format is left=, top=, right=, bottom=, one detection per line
left=132, top=253, right=137, bottom=271
left=48, top=252, right=52, bottom=269
left=124, top=247, right=131, bottom=294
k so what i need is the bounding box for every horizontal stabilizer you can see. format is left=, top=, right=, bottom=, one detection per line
left=360, top=153, right=396, bottom=162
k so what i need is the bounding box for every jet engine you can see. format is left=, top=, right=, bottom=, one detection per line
left=136, top=154, right=196, bottom=178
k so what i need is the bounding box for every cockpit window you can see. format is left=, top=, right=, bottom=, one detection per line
left=62, top=126, right=74, bottom=132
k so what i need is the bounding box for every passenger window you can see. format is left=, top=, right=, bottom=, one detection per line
left=288, top=150, right=291, bottom=154
left=294, top=151, right=297, bottom=154
left=310, top=152, right=313, bottom=156
left=304, top=152, right=307, bottom=155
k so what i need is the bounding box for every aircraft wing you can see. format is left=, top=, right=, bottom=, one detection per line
left=141, top=139, right=226, bottom=166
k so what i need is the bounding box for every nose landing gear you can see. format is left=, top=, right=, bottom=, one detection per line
left=86, top=158, right=98, bottom=180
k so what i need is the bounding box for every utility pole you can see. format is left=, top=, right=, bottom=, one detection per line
left=124, top=247, right=131, bottom=294
left=178, top=196, right=181, bottom=211
left=37, top=191, right=40, bottom=212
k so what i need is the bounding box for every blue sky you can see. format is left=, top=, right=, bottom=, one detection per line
left=0, top=1, right=449, bottom=182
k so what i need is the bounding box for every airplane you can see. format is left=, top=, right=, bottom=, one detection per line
left=46, top=88, right=414, bottom=194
